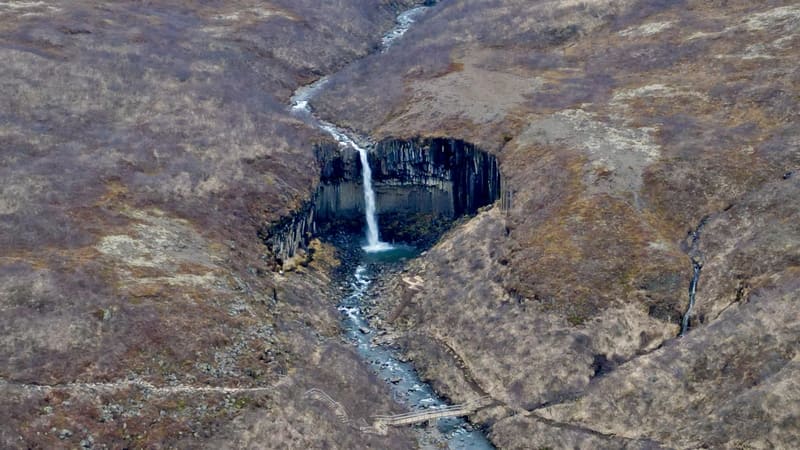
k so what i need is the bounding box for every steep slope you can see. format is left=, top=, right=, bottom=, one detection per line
left=312, top=0, right=800, bottom=447
left=0, top=1, right=424, bottom=448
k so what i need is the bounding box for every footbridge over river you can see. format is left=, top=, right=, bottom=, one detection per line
left=304, top=389, right=494, bottom=435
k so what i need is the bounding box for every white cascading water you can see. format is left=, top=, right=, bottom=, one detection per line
left=318, top=121, right=391, bottom=252
left=289, top=108, right=391, bottom=252
left=356, top=146, right=391, bottom=251
left=285, top=6, right=436, bottom=252
left=287, top=5, right=434, bottom=253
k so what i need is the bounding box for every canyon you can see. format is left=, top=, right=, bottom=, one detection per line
left=265, top=137, right=501, bottom=267
left=1, top=0, right=799, bottom=449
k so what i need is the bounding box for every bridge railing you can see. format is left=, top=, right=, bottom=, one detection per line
left=371, top=396, right=492, bottom=427
left=303, top=389, right=493, bottom=434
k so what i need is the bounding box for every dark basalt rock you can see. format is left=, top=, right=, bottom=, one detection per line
left=258, top=199, right=317, bottom=269
left=370, top=138, right=501, bottom=217
left=265, top=138, right=501, bottom=263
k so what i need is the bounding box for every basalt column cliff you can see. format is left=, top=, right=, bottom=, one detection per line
left=263, top=137, right=501, bottom=267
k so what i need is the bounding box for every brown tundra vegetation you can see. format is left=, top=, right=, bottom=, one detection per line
left=1, top=0, right=798, bottom=448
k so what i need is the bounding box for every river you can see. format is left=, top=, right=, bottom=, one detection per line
left=288, top=3, right=495, bottom=448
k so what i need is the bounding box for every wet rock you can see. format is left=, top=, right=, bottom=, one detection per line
left=57, top=429, right=72, bottom=440
left=293, top=137, right=502, bottom=249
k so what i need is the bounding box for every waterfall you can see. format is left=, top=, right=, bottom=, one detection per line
left=356, top=147, right=391, bottom=252
left=680, top=262, right=701, bottom=336
left=311, top=121, right=391, bottom=252
left=289, top=72, right=390, bottom=252
left=290, top=79, right=391, bottom=251
left=358, top=147, right=380, bottom=245
left=287, top=2, right=433, bottom=253
left=282, top=3, right=497, bottom=447
left=680, top=216, right=708, bottom=337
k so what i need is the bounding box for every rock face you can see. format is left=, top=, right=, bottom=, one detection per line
left=317, top=138, right=500, bottom=221
left=265, top=137, right=501, bottom=261
left=372, top=138, right=502, bottom=218
left=311, top=0, right=800, bottom=448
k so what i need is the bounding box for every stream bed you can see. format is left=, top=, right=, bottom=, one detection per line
left=288, top=2, right=495, bottom=447
left=334, top=238, right=494, bottom=449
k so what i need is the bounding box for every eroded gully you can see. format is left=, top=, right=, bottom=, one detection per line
left=287, top=3, right=494, bottom=449
left=680, top=216, right=709, bottom=337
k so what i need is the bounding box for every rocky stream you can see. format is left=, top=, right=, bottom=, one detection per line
left=284, top=3, right=497, bottom=448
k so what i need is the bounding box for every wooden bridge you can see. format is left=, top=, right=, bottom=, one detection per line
left=304, top=389, right=493, bottom=435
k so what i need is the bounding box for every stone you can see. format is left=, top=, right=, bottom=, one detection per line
left=57, top=429, right=72, bottom=440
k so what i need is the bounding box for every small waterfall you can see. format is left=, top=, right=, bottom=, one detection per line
left=680, top=262, right=702, bottom=336
left=356, top=147, right=391, bottom=251
left=286, top=3, right=439, bottom=252
left=314, top=121, right=392, bottom=252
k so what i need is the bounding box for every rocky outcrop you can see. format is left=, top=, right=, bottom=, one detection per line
left=317, top=137, right=501, bottom=221
left=258, top=199, right=318, bottom=269
left=265, top=137, right=501, bottom=261
left=372, top=138, right=501, bottom=217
